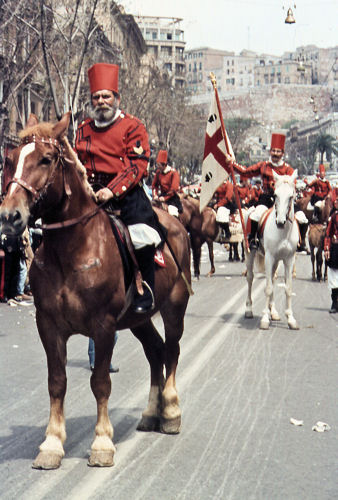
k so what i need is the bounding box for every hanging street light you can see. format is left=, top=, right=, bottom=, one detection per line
left=284, top=5, right=296, bottom=24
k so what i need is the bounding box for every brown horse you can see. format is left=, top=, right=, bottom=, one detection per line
left=308, top=223, right=328, bottom=281
left=0, top=114, right=191, bottom=469
left=180, top=195, right=217, bottom=278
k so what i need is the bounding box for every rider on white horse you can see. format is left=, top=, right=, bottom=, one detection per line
left=225, top=132, right=308, bottom=250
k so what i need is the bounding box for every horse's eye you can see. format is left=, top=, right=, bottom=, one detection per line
left=40, top=157, right=52, bottom=165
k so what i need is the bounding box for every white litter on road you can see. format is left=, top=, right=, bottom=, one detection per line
left=312, top=421, right=331, bottom=432
left=290, top=418, right=304, bottom=426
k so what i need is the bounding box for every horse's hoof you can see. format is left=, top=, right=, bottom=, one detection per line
left=160, top=416, right=181, bottom=434
left=206, top=272, right=214, bottom=278
left=245, top=311, right=253, bottom=319
left=32, top=451, right=62, bottom=470
left=137, top=415, right=160, bottom=432
left=270, top=313, right=280, bottom=321
left=260, top=319, right=270, bottom=330
left=288, top=320, right=299, bottom=330
left=88, top=450, right=115, bottom=467
left=192, top=276, right=199, bottom=282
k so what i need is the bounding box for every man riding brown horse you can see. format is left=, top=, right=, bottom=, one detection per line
left=75, top=63, right=160, bottom=313
left=152, top=149, right=183, bottom=218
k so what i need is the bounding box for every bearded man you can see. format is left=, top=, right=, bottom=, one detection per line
left=225, top=133, right=307, bottom=250
left=75, top=63, right=161, bottom=313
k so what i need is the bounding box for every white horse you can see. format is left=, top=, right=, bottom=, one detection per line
left=245, top=170, right=300, bottom=330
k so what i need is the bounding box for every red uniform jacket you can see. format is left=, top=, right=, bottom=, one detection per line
left=214, top=181, right=234, bottom=208
left=307, top=178, right=331, bottom=199
left=75, top=112, right=150, bottom=198
left=152, top=167, right=180, bottom=201
left=230, top=160, right=294, bottom=193
left=251, top=185, right=263, bottom=203
left=324, top=210, right=338, bottom=251
left=237, top=184, right=251, bottom=205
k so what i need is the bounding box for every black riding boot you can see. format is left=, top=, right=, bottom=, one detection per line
left=312, top=206, right=320, bottom=223
left=134, top=245, right=155, bottom=314
left=329, top=288, right=338, bottom=314
left=220, top=222, right=231, bottom=240
left=248, top=219, right=259, bottom=250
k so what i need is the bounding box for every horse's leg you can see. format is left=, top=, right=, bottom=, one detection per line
left=260, top=254, right=274, bottom=330
left=206, top=240, right=215, bottom=277
left=131, top=322, right=165, bottom=432
left=32, top=315, right=67, bottom=470
left=324, top=259, right=328, bottom=281
left=160, top=288, right=189, bottom=434
left=310, top=247, right=316, bottom=280
left=229, top=243, right=233, bottom=261
left=284, top=256, right=299, bottom=330
left=241, top=242, right=245, bottom=262
left=245, top=250, right=255, bottom=318
left=317, top=249, right=323, bottom=281
left=269, top=260, right=280, bottom=321
left=88, top=326, right=116, bottom=467
left=234, top=242, right=240, bottom=261
left=190, top=235, right=201, bottom=280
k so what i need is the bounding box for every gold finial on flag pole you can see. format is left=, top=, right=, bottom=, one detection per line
left=209, top=72, right=217, bottom=89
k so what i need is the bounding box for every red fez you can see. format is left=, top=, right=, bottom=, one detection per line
left=319, top=164, right=325, bottom=175
left=270, top=133, right=286, bottom=151
left=88, top=63, right=119, bottom=94
left=156, top=150, right=168, bottom=164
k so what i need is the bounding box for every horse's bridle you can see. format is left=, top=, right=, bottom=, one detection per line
left=6, top=135, right=67, bottom=203
left=274, top=185, right=295, bottom=224
left=6, top=135, right=107, bottom=231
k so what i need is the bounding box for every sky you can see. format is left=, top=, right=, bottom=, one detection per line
left=122, top=0, right=338, bottom=56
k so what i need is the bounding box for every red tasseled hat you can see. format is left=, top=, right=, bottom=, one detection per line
left=319, top=164, right=325, bottom=175
left=88, top=63, right=119, bottom=94
left=156, top=150, right=168, bottom=164
left=270, top=133, right=286, bottom=151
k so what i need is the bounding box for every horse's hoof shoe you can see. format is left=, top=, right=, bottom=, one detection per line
left=137, top=415, right=160, bottom=432
left=288, top=321, right=299, bottom=330
left=88, top=450, right=115, bottom=467
left=32, top=451, right=62, bottom=470
left=160, top=416, right=181, bottom=434
left=260, top=320, right=270, bottom=330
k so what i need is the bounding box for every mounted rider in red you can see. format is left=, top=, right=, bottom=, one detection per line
left=152, top=149, right=183, bottom=217
left=307, top=164, right=332, bottom=222
left=225, top=132, right=308, bottom=250
left=75, top=63, right=161, bottom=313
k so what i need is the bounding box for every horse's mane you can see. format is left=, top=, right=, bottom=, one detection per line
left=19, top=123, right=96, bottom=201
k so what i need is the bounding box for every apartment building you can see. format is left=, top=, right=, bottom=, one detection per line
left=254, top=58, right=312, bottom=86
left=185, top=47, right=234, bottom=94
left=134, top=16, right=186, bottom=88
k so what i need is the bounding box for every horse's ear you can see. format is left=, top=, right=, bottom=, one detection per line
left=26, top=114, right=39, bottom=128
left=291, top=169, right=298, bottom=181
left=52, top=112, right=71, bottom=139
left=273, top=170, right=281, bottom=182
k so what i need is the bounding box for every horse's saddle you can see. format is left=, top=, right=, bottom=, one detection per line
left=107, top=214, right=166, bottom=290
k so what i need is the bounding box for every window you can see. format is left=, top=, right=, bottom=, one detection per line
left=152, top=31, right=157, bottom=40
left=199, top=62, right=202, bottom=70
left=167, top=33, right=172, bottom=40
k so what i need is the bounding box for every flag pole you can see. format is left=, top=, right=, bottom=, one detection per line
left=209, top=72, right=250, bottom=253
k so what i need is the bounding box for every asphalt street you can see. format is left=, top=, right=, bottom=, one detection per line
left=0, top=245, right=337, bottom=500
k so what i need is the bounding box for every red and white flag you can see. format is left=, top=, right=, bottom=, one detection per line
left=200, top=94, right=234, bottom=211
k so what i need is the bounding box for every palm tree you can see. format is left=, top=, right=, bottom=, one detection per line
left=312, top=133, right=338, bottom=164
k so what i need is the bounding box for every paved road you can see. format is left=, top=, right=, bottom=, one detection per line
left=0, top=246, right=337, bottom=500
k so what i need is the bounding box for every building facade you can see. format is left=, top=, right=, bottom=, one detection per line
left=134, top=16, right=186, bottom=88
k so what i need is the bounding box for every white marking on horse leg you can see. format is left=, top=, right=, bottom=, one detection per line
left=142, top=384, right=161, bottom=419
left=39, top=435, right=65, bottom=457
left=8, top=143, right=35, bottom=195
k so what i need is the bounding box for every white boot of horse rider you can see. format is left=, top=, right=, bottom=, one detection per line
left=247, top=204, right=268, bottom=250
left=295, top=210, right=309, bottom=252
left=168, top=204, right=179, bottom=218
left=216, top=206, right=231, bottom=241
